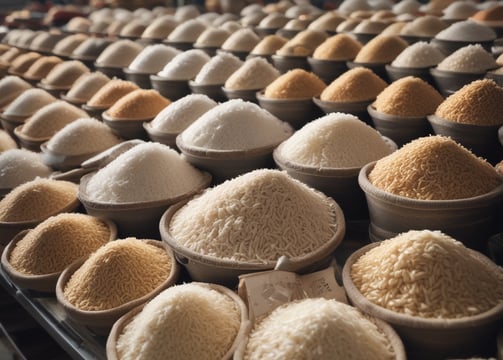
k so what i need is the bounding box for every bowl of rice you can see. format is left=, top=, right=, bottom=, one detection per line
left=56, top=238, right=180, bottom=335
left=106, top=282, right=249, bottom=360
left=160, top=169, right=346, bottom=287
left=358, top=136, right=503, bottom=250
left=343, top=230, right=503, bottom=359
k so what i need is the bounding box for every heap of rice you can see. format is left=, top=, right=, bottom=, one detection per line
left=434, top=20, right=496, bottom=41
left=393, top=0, right=421, bottom=15
left=95, top=40, right=143, bottom=68
left=0, top=149, right=52, bottom=189
left=250, top=35, right=288, bottom=56
left=221, top=28, right=260, bottom=52
left=307, top=11, right=345, bottom=32
left=399, top=15, right=448, bottom=37
left=312, top=34, right=363, bottom=61
left=380, top=22, right=407, bottom=36
left=106, top=89, right=170, bottom=119
left=150, top=94, right=217, bottom=133
left=338, top=0, right=371, bottom=16
left=19, top=101, right=88, bottom=139
left=276, top=30, right=327, bottom=57
left=157, top=49, right=210, bottom=80
left=0, top=47, right=22, bottom=64
left=84, top=142, right=208, bottom=203
left=368, top=135, right=501, bottom=200
left=8, top=52, right=41, bottom=75
left=0, top=76, right=32, bottom=109
left=40, top=60, right=90, bottom=89
left=2, top=88, right=56, bottom=118
left=320, top=67, right=387, bottom=102
left=352, top=20, right=389, bottom=35
left=354, top=35, right=408, bottom=64
left=8, top=213, right=111, bottom=275
left=65, top=72, right=111, bottom=103
left=168, top=169, right=340, bottom=263
left=52, top=33, right=89, bottom=57
left=224, top=57, right=280, bottom=90
left=116, top=283, right=241, bottom=360
left=46, top=118, right=121, bottom=156
left=0, top=131, right=17, bottom=153
left=282, top=19, right=308, bottom=31
left=119, top=20, right=147, bottom=38
left=0, top=179, right=78, bottom=222
left=258, top=13, right=289, bottom=29
left=471, top=4, right=503, bottom=23
left=263, top=69, right=326, bottom=99
left=180, top=99, right=293, bottom=150
left=127, top=44, right=181, bottom=73
left=193, top=52, right=243, bottom=85
left=70, top=38, right=112, bottom=60
left=86, top=79, right=139, bottom=108
left=351, top=230, right=503, bottom=318
left=62, top=238, right=172, bottom=311
left=194, top=27, right=230, bottom=48
left=435, top=79, right=503, bottom=125
left=141, top=15, right=179, bottom=40
left=65, top=16, right=91, bottom=33
left=23, top=56, right=63, bottom=80
left=243, top=298, right=395, bottom=360
left=277, top=113, right=393, bottom=168
left=167, top=19, right=207, bottom=43
left=442, top=1, right=478, bottom=20
left=436, top=44, right=496, bottom=73
left=391, top=41, right=445, bottom=68
left=373, top=76, right=444, bottom=117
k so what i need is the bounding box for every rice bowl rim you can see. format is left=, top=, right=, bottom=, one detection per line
left=106, top=281, right=251, bottom=360
left=102, top=110, right=155, bottom=123
left=359, top=161, right=503, bottom=209
left=1, top=217, right=117, bottom=286
left=342, top=241, right=503, bottom=328
left=367, top=104, right=432, bottom=121
left=273, top=134, right=397, bottom=175
left=78, top=170, right=212, bottom=210
left=160, top=193, right=346, bottom=269
left=55, top=239, right=181, bottom=317
left=427, top=114, right=503, bottom=130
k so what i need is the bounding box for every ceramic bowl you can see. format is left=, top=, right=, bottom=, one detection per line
left=55, top=240, right=180, bottom=335
left=431, top=38, right=493, bottom=56
left=385, top=64, right=435, bottom=86
left=101, top=111, right=150, bottom=141
left=40, top=142, right=104, bottom=171
left=307, top=57, right=348, bottom=84
left=13, top=124, right=49, bottom=152
left=486, top=70, right=503, bottom=86
left=159, top=196, right=346, bottom=287
left=222, top=87, right=260, bottom=103
left=343, top=242, right=503, bottom=359
left=123, top=68, right=152, bottom=89
left=142, top=122, right=178, bottom=150
left=81, top=104, right=107, bottom=121
left=93, top=64, right=125, bottom=80
left=0, top=113, right=29, bottom=137
left=347, top=61, right=389, bottom=82
left=272, top=54, right=310, bottom=74
left=313, top=96, right=373, bottom=125
left=150, top=75, right=191, bottom=101
left=429, top=68, right=485, bottom=97
left=188, top=81, right=226, bottom=102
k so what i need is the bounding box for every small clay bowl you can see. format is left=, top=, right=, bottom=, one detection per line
left=385, top=64, right=435, bottom=86
left=217, top=49, right=249, bottom=61
left=222, top=87, right=260, bottom=103
left=102, top=111, right=150, bottom=141
left=368, top=104, right=433, bottom=147
left=1, top=219, right=116, bottom=293
left=142, top=122, right=178, bottom=150
left=60, top=92, right=86, bottom=107
left=94, top=64, right=125, bottom=80
left=162, top=41, right=193, bottom=52
left=347, top=60, right=389, bottom=82
left=188, top=81, right=226, bottom=102
left=0, top=113, right=29, bottom=137
left=36, top=82, right=69, bottom=98
left=13, top=124, right=49, bottom=152
left=256, top=91, right=322, bottom=129
left=81, top=104, right=107, bottom=121
left=430, top=67, right=485, bottom=97
left=399, top=35, right=433, bottom=45
left=307, top=57, right=348, bottom=84
left=40, top=142, right=104, bottom=171
left=192, top=45, right=219, bottom=57
left=123, top=68, right=152, bottom=89
left=272, top=54, right=310, bottom=74
left=485, top=70, right=503, bottom=86
left=55, top=240, right=180, bottom=335
left=313, top=96, right=373, bottom=125
left=106, top=282, right=250, bottom=360
left=343, top=242, right=503, bottom=359
left=150, top=75, right=191, bottom=101
left=431, top=38, right=494, bottom=56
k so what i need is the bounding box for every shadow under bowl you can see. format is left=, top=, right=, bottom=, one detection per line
left=78, top=171, right=211, bottom=239
left=429, top=68, right=485, bottom=97
left=159, top=196, right=346, bottom=287
left=256, top=92, right=322, bottom=129
left=142, top=122, right=178, bottom=150
left=188, top=81, right=227, bottom=102
left=272, top=54, right=310, bottom=74
left=150, top=75, right=191, bottom=101
left=342, top=242, right=503, bottom=359
left=222, top=87, right=260, bottom=103
left=427, top=114, right=503, bottom=164
left=385, top=64, right=435, bottom=86
left=307, top=57, right=348, bottom=84
left=313, top=96, right=373, bottom=125
left=123, top=68, right=152, bottom=89
left=368, top=105, right=433, bottom=147
left=358, top=161, right=503, bottom=251
left=102, top=111, right=150, bottom=140
left=55, top=240, right=180, bottom=335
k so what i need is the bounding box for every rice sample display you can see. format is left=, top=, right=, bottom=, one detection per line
left=84, top=142, right=208, bottom=203
left=436, top=44, right=497, bottom=73
left=166, top=19, right=207, bottom=43
left=40, top=60, right=90, bottom=89
left=434, top=79, right=503, bottom=126
left=194, top=28, right=230, bottom=48
left=312, top=34, right=363, bottom=61
left=127, top=44, right=181, bottom=74
left=115, top=283, right=241, bottom=360
left=193, top=52, right=243, bottom=85
left=46, top=118, right=121, bottom=156
left=86, top=79, right=139, bottom=108
left=320, top=68, right=387, bottom=102
left=2, top=88, right=56, bottom=118
left=351, top=230, right=503, bottom=318
left=221, top=28, right=260, bottom=52
left=168, top=169, right=340, bottom=263
left=368, top=135, right=501, bottom=200
left=391, top=42, right=445, bottom=68
left=276, top=113, right=393, bottom=168
left=0, top=149, right=52, bottom=189
left=62, top=238, right=172, bottom=311
left=23, top=56, right=63, bottom=81
left=106, top=89, right=170, bottom=119
left=157, top=49, right=210, bottom=80
left=95, top=40, right=143, bottom=68
left=243, top=298, right=395, bottom=360
left=179, top=99, right=293, bottom=150
left=0, top=179, right=78, bottom=222
left=149, top=94, right=217, bottom=133
left=8, top=213, right=111, bottom=275
left=354, top=35, right=408, bottom=64
left=399, top=15, right=447, bottom=37
left=250, top=35, right=288, bottom=56
left=263, top=69, right=326, bottom=99
left=224, top=57, right=280, bottom=90
left=373, top=76, right=443, bottom=117
left=65, top=72, right=111, bottom=103
left=276, top=30, right=327, bottom=57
